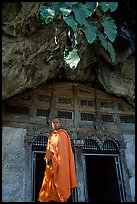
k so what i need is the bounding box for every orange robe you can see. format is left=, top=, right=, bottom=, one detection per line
left=38, top=129, right=78, bottom=202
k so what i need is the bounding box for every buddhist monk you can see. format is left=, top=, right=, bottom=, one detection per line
left=38, top=117, right=78, bottom=202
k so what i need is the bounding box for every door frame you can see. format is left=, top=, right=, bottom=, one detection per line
left=83, top=153, right=126, bottom=202
left=32, top=150, right=45, bottom=202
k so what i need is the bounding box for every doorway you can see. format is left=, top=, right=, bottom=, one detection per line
left=85, top=154, right=124, bottom=202
left=32, top=151, right=45, bottom=202
left=32, top=151, right=74, bottom=202
left=32, top=133, right=76, bottom=202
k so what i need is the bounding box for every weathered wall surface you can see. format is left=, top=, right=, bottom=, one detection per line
left=2, top=127, right=29, bottom=202
left=123, top=134, right=135, bottom=201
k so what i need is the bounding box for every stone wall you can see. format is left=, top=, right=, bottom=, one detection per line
left=123, top=134, right=135, bottom=201
left=2, top=127, right=29, bottom=202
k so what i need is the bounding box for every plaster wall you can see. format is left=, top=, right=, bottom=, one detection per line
left=123, top=134, right=135, bottom=202
left=2, top=127, right=27, bottom=202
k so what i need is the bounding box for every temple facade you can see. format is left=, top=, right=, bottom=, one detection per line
left=2, top=82, right=135, bottom=202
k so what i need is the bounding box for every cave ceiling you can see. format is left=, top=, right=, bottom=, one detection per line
left=2, top=2, right=135, bottom=107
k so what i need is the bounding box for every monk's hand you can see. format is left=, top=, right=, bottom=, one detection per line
left=47, top=159, right=52, bottom=165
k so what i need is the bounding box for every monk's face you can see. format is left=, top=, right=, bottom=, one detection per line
left=52, top=118, right=61, bottom=130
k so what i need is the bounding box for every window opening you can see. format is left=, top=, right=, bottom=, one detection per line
left=58, top=111, right=72, bottom=119
left=81, top=113, right=94, bottom=121
left=21, top=95, right=31, bottom=101
left=100, top=101, right=113, bottom=108
left=119, top=114, right=135, bottom=123
left=32, top=135, right=48, bottom=151
left=83, top=139, right=100, bottom=153
left=79, top=89, right=90, bottom=94
left=36, top=109, right=49, bottom=117
left=58, top=97, right=72, bottom=105
left=101, top=114, right=114, bottom=122
left=102, top=139, right=119, bottom=153
left=80, top=99, right=94, bottom=107
left=4, top=104, right=29, bottom=115
left=38, top=94, right=51, bottom=102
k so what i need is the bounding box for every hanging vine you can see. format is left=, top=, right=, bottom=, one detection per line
left=39, top=2, right=118, bottom=70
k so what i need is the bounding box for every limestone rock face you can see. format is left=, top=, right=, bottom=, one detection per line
left=2, top=2, right=135, bottom=107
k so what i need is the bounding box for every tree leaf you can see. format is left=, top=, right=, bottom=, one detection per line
left=98, top=32, right=108, bottom=50
left=85, top=2, right=97, bottom=14
left=107, top=42, right=115, bottom=62
left=83, top=21, right=97, bottom=44
left=51, top=2, right=65, bottom=14
left=72, top=4, right=87, bottom=26
left=40, top=6, right=55, bottom=24
left=82, top=4, right=93, bottom=18
left=64, top=47, right=80, bottom=70
left=60, top=8, right=72, bottom=16
left=108, top=2, right=118, bottom=12
left=63, top=13, right=78, bottom=32
left=99, top=2, right=109, bottom=12
left=101, top=17, right=117, bottom=42
left=98, top=32, right=115, bottom=62
left=65, top=2, right=78, bottom=7
left=99, top=2, right=118, bottom=12
left=51, top=2, right=78, bottom=16
left=75, top=3, right=93, bottom=18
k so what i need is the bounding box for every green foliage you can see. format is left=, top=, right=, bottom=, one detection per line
left=72, top=3, right=89, bottom=26
left=98, top=32, right=108, bottom=50
left=83, top=21, right=97, bottom=44
left=98, top=32, right=115, bottom=62
left=107, top=42, right=115, bottom=62
left=85, top=2, right=97, bottom=14
left=40, top=6, right=55, bottom=24
left=39, top=2, right=118, bottom=69
left=63, top=13, right=78, bottom=32
left=99, top=2, right=118, bottom=12
left=101, top=17, right=117, bottom=42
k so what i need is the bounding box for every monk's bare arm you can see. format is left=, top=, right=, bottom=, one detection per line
left=44, top=137, right=52, bottom=165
